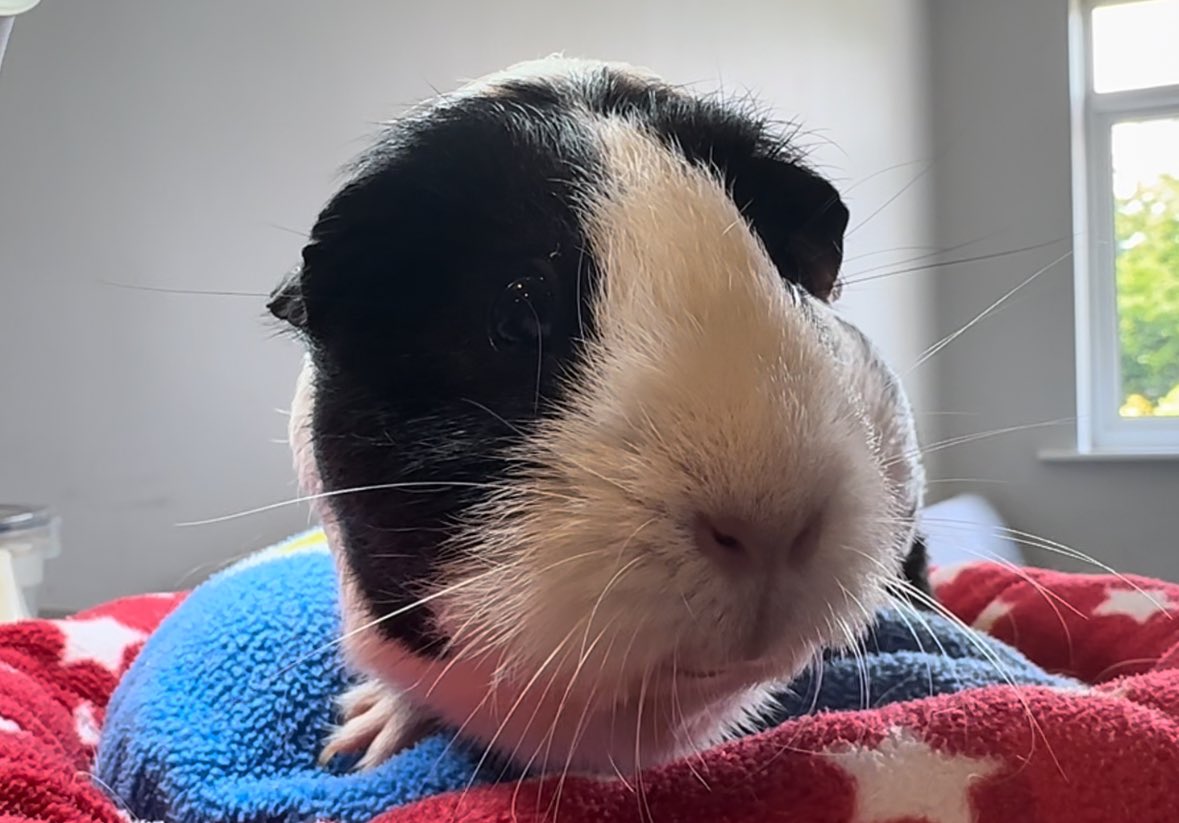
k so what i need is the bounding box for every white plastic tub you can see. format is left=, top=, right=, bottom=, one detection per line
left=0, top=504, right=61, bottom=621
left=921, top=494, right=1023, bottom=569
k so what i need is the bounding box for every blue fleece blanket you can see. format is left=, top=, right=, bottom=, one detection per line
left=95, top=529, right=1075, bottom=823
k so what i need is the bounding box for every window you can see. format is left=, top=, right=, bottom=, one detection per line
left=1070, top=0, right=1179, bottom=454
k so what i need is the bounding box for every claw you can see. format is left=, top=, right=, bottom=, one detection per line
left=319, top=679, right=431, bottom=770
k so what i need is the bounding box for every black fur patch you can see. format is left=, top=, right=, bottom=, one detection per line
left=901, top=534, right=933, bottom=604
left=287, top=96, right=600, bottom=654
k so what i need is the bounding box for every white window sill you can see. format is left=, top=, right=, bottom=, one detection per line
left=1038, top=447, right=1179, bottom=463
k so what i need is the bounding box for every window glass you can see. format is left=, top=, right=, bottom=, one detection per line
left=1111, top=116, right=1179, bottom=416
left=1092, top=0, right=1179, bottom=93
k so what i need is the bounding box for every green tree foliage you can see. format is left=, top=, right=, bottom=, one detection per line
left=1115, top=172, right=1179, bottom=413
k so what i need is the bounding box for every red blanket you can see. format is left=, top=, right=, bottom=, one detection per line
left=2, top=563, right=1177, bottom=822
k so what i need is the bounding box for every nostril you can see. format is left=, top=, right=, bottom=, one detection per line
left=710, top=526, right=743, bottom=551
left=691, top=511, right=825, bottom=568
left=693, top=513, right=750, bottom=561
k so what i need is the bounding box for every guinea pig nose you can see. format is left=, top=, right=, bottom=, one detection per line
left=692, top=512, right=822, bottom=569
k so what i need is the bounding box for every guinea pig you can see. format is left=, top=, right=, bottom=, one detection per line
left=268, top=56, right=931, bottom=777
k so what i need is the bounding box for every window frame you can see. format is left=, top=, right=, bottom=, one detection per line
left=1069, top=0, right=1179, bottom=455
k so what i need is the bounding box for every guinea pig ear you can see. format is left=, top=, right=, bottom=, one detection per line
left=267, top=262, right=310, bottom=330
left=742, top=159, right=850, bottom=303
left=781, top=166, right=850, bottom=302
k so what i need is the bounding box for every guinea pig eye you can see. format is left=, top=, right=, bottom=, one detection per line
left=488, top=273, right=555, bottom=351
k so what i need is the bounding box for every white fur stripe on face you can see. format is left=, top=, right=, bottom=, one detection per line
left=568, top=117, right=851, bottom=517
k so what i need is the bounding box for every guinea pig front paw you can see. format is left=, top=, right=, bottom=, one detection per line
left=319, top=678, right=432, bottom=770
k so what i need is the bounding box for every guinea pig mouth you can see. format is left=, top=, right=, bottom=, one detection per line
left=659, top=661, right=764, bottom=685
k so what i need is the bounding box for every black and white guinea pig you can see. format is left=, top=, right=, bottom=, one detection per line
left=268, top=56, right=931, bottom=777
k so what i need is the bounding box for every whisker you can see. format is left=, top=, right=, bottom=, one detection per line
left=422, top=666, right=501, bottom=782
left=531, top=300, right=544, bottom=415
left=605, top=619, right=647, bottom=786
left=176, top=479, right=578, bottom=527
left=633, top=665, right=654, bottom=823
left=915, top=515, right=1171, bottom=617
left=885, top=594, right=939, bottom=698
left=904, top=520, right=1088, bottom=622
left=841, top=157, right=928, bottom=196
left=838, top=542, right=1053, bottom=767
left=498, top=638, right=579, bottom=785
left=669, top=648, right=712, bottom=790
left=269, top=564, right=511, bottom=679
left=843, top=231, right=997, bottom=274
left=837, top=583, right=876, bottom=709
left=540, top=622, right=619, bottom=822
left=261, top=221, right=310, bottom=239
left=456, top=629, right=578, bottom=812
left=1092, top=657, right=1162, bottom=682
left=888, top=578, right=1068, bottom=779
left=806, top=617, right=830, bottom=716
left=99, top=279, right=267, bottom=298
left=842, top=236, right=1068, bottom=287
left=886, top=418, right=1074, bottom=468
left=949, top=549, right=1080, bottom=666
left=581, top=553, right=648, bottom=659
left=908, top=249, right=1073, bottom=373
left=459, top=398, right=527, bottom=437
left=845, top=158, right=935, bottom=238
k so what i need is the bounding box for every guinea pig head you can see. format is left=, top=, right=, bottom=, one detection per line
left=270, top=57, right=924, bottom=774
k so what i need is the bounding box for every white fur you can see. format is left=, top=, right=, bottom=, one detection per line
left=293, top=58, right=922, bottom=776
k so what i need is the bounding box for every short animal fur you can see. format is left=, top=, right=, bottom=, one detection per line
left=269, top=56, right=930, bottom=776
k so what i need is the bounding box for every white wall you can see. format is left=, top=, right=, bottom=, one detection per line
left=928, top=0, right=1179, bottom=579
left=0, top=0, right=933, bottom=612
